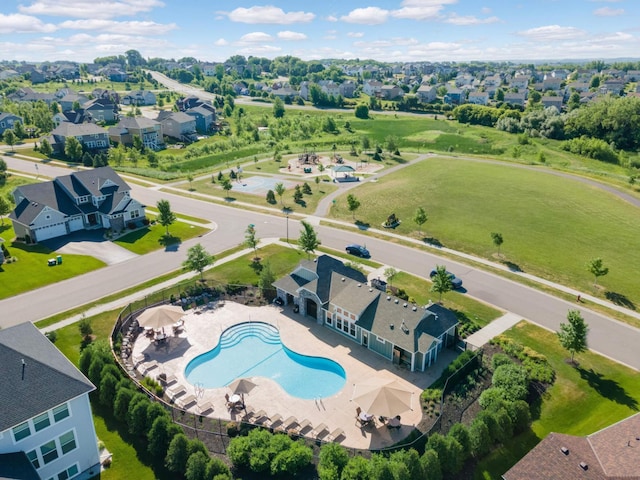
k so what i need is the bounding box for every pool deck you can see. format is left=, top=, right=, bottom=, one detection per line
left=131, top=301, right=456, bottom=450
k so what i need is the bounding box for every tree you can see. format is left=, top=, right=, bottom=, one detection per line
left=3, top=129, right=17, bottom=152
left=384, top=267, right=398, bottom=288
left=266, top=189, right=276, bottom=204
left=78, top=314, right=93, bottom=340
left=274, top=182, right=286, bottom=207
left=183, top=243, right=214, bottom=280
left=258, top=261, right=276, bottom=297
left=166, top=434, right=190, bottom=473
left=186, top=173, right=194, bottom=190
left=298, top=220, right=320, bottom=259
left=491, top=232, right=504, bottom=255
left=341, top=455, right=371, bottom=480
left=413, top=207, right=428, bottom=237
left=385, top=135, right=399, bottom=154
left=318, top=443, right=349, bottom=480
left=64, top=136, right=83, bottom=161
left=430, top=265, right=453, bottom=302
left=148, top=416, right=180, bottom=459
left=587, top=257, right=608, bottom=287
left=220, top=177, right=233, bottom=198
left=361, top=135, right=371, bottom=153
left=13, top=121, right=26, bottom=139
left=99, top=373, right=118, bottom=408
left=273, top=97, right=285, bottom=118
left=346, top=193, right=360, bottom=220
left=420, top=449, right=442, bottom=480
left=244, top=224, right=259, bottom=259
left=557, top=309, right=589, bottom=363
left=0, top=197, right=10, bottom=225
left=39, top=138, right=53, bottom=157
left=185, top=451, right=209, bottom=480
left=156, top=199, right=176, bottom=235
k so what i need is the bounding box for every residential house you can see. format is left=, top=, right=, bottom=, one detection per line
left=0, top=322, right=101, bottom=480
left=156, top=111, right=197, bottom=142
left=184, top=104, right=217, bottom=134
left=299, top=81, right=311, bottom=100
left=363, top=80, right=383, bottom=96
left=200, top=63, right=218, bottom=77
left=53, top=110, right=88, bottom=126
left=320, top=81, right=341, bottom=97
left=83, top=98, right=118, bottom=123
left=91, top=88, right=120, bottom=104
left=542, top=76, right=564, bottom=92
left=624, top=70, right=640, bottom=82
left=9, top=166, right=145, bottom=242
left=503, top=92, right=527, bottom=107
left=444, top=88, right=465, bottom=105
left=0, top=68, right=20, bottom=80
left=0, top=112, right=24, bottom=135
left=7, top=88, right=56, bottom=105
left=541, top=96, right=563, bottom=111
left=339, top=81, right=356, bottom=98
left=58, top=93, right=89, bottom=112
left=467, top=91, right=489, bottom=105
left=509, top=75, right=530, bottom=90
left=600, top=79, right=625, bottom=95
left=98, top=67, right=128, bottom=82
left=273, top=255, right=458, bottom=372
left=503, top=412, right=640, bottom=480
left=121, top=90, right=156, bottom=106
left=565, top=81, right=590, bottom=93
left=271, top=87, right=298, bottom=99
left=380, top=85, right=404, bottom=100
left=108, top=116, right=163, bottom=150
left=45, top=122, right=109, bottom=155
left=455, top=74, right=474, bottom=87
left=416, top=84, right=437, bottom=103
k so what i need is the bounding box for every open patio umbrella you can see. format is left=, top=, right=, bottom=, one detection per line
left=352, top=380, right=413, bottom=418
left=137, top=305, right=185, bottom=330
left=227, top=378, right=257, bottom=396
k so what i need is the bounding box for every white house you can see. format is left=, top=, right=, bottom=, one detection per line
left=0, top=322, right=100, bottom=480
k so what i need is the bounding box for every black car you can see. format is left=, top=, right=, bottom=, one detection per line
left=429, top=268, right=463, bottom=289
left=346, top=244, right=370, bottom=258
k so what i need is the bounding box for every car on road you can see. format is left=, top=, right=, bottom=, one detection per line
left=346, top=244, right=370, bottom=258
left=429, top=268, right=463, bottom=289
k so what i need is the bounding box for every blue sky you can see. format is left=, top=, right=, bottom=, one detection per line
left=1, top=1, right=639, bottom=63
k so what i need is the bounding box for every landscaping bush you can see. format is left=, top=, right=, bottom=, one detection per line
left=318, top=443, right=349, bottom=480
left=492, top=335, right=555, bottom=383
left=432, top=350, right=479, bottom=389
left=420, top=449, right=442, bottom=480
left=491, top=353, right=513, bottom=370
left=469, top=418, right=491, bottom=458
left=492, top=363, right=529, bottom=402
left=141, top=376, right=164, bottom=397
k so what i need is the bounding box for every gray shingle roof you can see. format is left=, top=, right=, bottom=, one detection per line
left=0, top=322, right=94, bottom=432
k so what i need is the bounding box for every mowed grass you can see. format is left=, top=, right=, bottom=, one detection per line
left=113, top=221, right=208, bottom=254
left=329, top=157, right=640, bottom=306
left=0, top=224, right=105, bottom=300
left=474, top=321, right=640, bottom=479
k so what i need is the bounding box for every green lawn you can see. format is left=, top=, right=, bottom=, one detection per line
left=474, top=321, right=640, bottom=479
left=113, top=221, right=208, bottom=254
left=329, top=157, right=640, bottom=306
left=0, top=224, right=105, bottom=300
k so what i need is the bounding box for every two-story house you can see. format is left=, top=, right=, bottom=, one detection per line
left=156, top=111, right=197, bottom=142
left=44, top=122, right=109, bottom=155
left=83, top=98, right=118, bottom=124
left=108, top=117, right=163, bottom=150
left=467, top=91, right=489, bottom=105
left=363, top=81, right=383, bottom=96
left=0, top=322, right=101, bottom=480
left=273, top=256, right=458, bottom=372
left=184, top=104, right=217, bottom=134
left=0, top=112, right=24, bottom=135
left=416, top=84, right=437, bottom=103
left=9, top=166, right=145, bottom=243
left=503, top=92, right=527, bottom=107
left=380, top=85, right=404, bottom=100
left=121, top=90, right=156, bottom=106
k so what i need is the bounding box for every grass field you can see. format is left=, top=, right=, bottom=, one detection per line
left=328, top=157, right=640, bottom=306
left=474, top=321, right=640, bottom=479
left=113, top=221, right=208, bottom=254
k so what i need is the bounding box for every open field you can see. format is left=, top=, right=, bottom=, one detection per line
left=328, top=156, right=640, bottom=306
left=475, top=321, right=640, bottom=479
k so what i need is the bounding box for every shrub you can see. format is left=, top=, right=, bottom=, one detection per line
left=270, top=441, right=313, bottom=476
left=45, top=331, right=57, bottom=343
left=491, top=353, right=513, bottom=370
left=507, top=400, right=532, bottom=434
left=479, top=387, right=509, bottom=412
left=319, top=443, right=349, bottom=480
left=492, top=364, right=529, bottom=401
left=469, top=418, right=491, bottom=457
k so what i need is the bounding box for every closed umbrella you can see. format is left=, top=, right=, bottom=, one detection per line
left=137, top=305, right=185, bottom=330
left=227, top=378, right=257, bottom=396
left=352, top=380, right=413, bottom=418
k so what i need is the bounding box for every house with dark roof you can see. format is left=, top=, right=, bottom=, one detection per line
left=503, top=412, right=640, bottom=479
left=0, top=322, right=100, bottom=480
left=273, top=255, right=458, bottom=371
left=156, top=111, right=197, bottom=142
left=44, top=122, right=109, bottom=155
left=0, top=112, right=24, bottom=135
left=108, top=116, right=163, bottom=150
left=184, top=104, right=217, bottom=134
left=83, top=98, right=118, bottom=124
left=9, top=166, right=145, bottom=243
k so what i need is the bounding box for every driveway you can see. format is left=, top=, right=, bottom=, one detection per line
left=43, top=230, right=138, bottom=265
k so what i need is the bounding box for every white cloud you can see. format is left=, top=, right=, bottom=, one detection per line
left=392, top=0, right=457, bottom=20
left=444, top=14, right=500, bottom=25
left=224, top=6, right=314, bottom=24
left=517, top=25, right=586, bottom=41
left=341, top=7, right=389, bottom=25
left=347, top=32, right=364, bottom=38
left=277, top=31, right=307, bottom=41
left=326, top=15, right=338, bottom=22
left=236, top=45, right=282, bottom=55
left=19, top=0, right=165, bottom=19
left=237, top=32, right=273, bottom=44
left=58, top=19, right=176, bottom=35
left=594, top=7, right=624, bottom=16
left=0, top=13, right=57, bottom=33
left=214, top=38, right=228, bottom=46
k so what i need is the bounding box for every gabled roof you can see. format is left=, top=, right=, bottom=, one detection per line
left=0, top=452, right=40, bottom=480
left=116, top=116, right=160, bottom=129
left=51, top=122, right=107, bottom=138
left=0, top=322, right=94, bottom=432
left=9, top=181, right=80, bottom=225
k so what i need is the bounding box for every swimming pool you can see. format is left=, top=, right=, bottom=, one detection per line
left=184, top=322, right=346, bottom=399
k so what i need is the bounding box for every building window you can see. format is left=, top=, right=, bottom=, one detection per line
left=12, top=422, right=31, bottom=442
left=57, top=464, right=79, bottom=480
left=33, top=412, right=51, bottom=432
left=336, top=318, right=342, bottom=331
left=53, top=403, right=70, bottom=422
left=59, top=430, right=77, bottom=455
left=41, top=440, right=59, bottom=464
left=349, top=323, right=356, bottom=337
left=26, top=449, right=40, bottom=469
left=130, top=209, right=140, bottom=219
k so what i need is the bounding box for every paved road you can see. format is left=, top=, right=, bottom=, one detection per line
left=3, top=156, right=640, bottom=370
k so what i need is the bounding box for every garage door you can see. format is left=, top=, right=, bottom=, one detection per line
left=34, top=222, right=67, bottom=241
left=68, top=217, right=84, bottom=232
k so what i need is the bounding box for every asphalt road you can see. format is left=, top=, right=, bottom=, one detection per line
left=3, top=153, right=640, bottom=371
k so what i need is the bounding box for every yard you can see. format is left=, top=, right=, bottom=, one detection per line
left=113, top=219, right=209, bottom=255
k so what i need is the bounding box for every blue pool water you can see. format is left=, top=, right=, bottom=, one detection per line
left=184, top=322, right=346, bottom=399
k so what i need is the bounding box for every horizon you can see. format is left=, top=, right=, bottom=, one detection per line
left=1, top=1, right=640, bottom=64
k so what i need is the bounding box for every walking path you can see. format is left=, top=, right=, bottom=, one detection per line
left=465, top=312, right=524, bottom=349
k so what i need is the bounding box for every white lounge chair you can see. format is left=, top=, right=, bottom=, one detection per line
left=178, top=395, right=197, bottom=408
left=167, top=385, right=186, bottom=401
left=296, top=419, right=312, bottom=433
left=328, top=427, right=345, bottom=441
left=278, top=416, right=298, bottom=431
left=267, top=413, right=282, bottom=428
left=312, top=423, right=328, bottom=438
left=249, top=409, right=267, bottom=424
left=198, top=402, right=214, bottom=414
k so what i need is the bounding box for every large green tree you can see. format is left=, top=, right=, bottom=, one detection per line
left=156, top=199, right=176, bottom=235
left=3, top=130, right=17, bottom=152
left=430, top=265, right=453, bottom=302
left=0, top=196, right=11, bottom=225
left=298, top=220, right=320, bottom=259
left=64, top=136, right=83, bottom=162
left=273, top=97, right=285, bottom=118
left=557, top=309, right=588, bottom=363
left=182, top=243, right=215, bottom=280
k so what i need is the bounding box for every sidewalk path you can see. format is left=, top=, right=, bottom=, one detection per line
left=465, top=312, right=523, bottom=350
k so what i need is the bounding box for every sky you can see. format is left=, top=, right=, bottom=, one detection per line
left=1, top=0, right=640, bottom=64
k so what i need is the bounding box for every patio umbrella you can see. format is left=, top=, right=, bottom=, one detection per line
left=137, top=305, right=185, bottom=330
left=352, top=380, right=413, bottom=418
left=227, top=378, right=257, bottom=396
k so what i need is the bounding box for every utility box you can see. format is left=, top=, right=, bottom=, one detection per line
left=56, top=255, right=62, bottom=265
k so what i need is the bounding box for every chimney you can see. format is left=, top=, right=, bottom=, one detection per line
left=21, top=359, right=26, bottom=380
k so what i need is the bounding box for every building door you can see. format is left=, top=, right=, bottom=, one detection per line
left=362, top=332, right=368, bottom=347
left=305, top=298, right=317, bottom=319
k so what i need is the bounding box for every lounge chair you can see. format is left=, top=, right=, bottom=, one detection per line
left=279, top=416, right=298, bottom=431
left=312, top=423, right=328, bottom=438
left=198, top=402, right=214, bottom=414
left=178, top=395, right=197, bottom=408
left=267, top=413, right=283, bottom=428
left=296, top=419, right=312, bottom=433
left=167, top=385, right=186, bottom=401
left=328, top=427, right=345, bottom=442
left=163, top=374, right=178, bottom=386
left=248, top=409, right=267, bottom=424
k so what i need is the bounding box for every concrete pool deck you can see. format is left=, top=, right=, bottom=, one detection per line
left=131, top=301, right=456, bottom=450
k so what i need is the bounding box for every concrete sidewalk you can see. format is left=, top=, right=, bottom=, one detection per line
left=465, top=312, right=524, bottom=349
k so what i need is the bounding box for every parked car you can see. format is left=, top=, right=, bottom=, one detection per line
left=346, top=244, right=370, bottom=258
left=429, top=268, right=463, bottom=289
